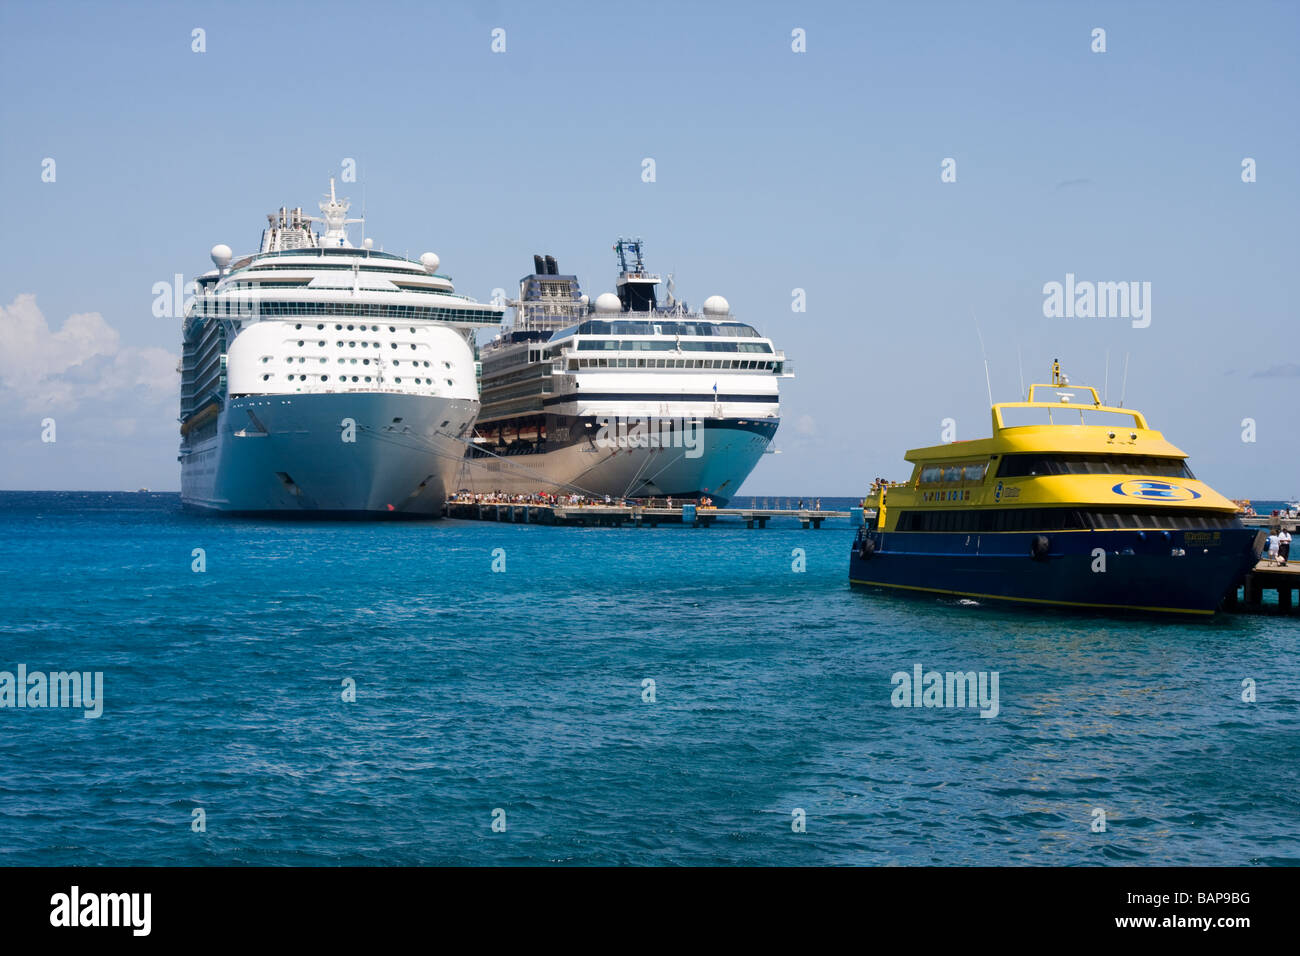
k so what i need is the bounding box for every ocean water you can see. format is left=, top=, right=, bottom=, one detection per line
left=1, top=491, right=1297, bottom=866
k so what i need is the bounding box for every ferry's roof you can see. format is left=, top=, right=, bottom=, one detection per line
left=904, top=380, right=1187, bottom=462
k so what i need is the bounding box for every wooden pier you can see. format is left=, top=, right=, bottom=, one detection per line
left=444, top=499, right=856, bottom=529
left=1224, top=561, right=1300, bottom=614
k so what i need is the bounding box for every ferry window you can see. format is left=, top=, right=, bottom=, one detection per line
left=998, top=454, right=1194, bottom=479
left=963, top=464, right=987, bottom=481
left=941, top=465, right=962, bottom=482
left=919, top=466, right=942, bottom=482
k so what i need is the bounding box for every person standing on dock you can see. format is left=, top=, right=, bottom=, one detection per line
left=1280, top=528, right=1292, bottom=565
left=1266, top=530, right=1281, bottom=565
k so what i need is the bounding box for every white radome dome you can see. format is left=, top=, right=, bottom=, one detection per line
left=420, top=252, right=440, bottom=274
left=702, top=295, right=730, bottom=316
left=210, top=244, right=232, bottom=269
left=594, top=292, right=622, bottom=314
left=578, top=294, right=589, bottom=308
left=362, top=237, right=374, bottom=250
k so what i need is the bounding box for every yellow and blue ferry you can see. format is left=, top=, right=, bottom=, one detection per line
left=850, top=362, right=1262, bottom=615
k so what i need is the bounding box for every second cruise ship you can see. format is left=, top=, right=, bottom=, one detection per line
left=460, top=239, right=791, bottom=503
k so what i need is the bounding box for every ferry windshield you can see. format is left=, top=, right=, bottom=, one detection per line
left=996, top=454, right=1195, bottom=479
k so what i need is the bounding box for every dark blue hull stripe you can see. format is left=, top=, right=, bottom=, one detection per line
left=848, top=528, right=1259, bottom=614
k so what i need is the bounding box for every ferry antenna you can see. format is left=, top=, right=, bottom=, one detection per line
left=973, top=317, right=993, bottom=407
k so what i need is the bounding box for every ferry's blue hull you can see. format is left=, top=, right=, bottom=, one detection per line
left=848, top=527, right=1261, bottom=615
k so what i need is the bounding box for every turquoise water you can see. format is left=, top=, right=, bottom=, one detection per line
left=1, top=491, right=1297, bottom=865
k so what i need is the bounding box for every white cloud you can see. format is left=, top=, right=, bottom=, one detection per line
left=0, top=294, right=177, bottom=414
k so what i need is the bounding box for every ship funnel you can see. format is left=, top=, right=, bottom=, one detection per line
left=545, top=255, right=558, bottom=275
left=533, top=254, right=545, bottom=275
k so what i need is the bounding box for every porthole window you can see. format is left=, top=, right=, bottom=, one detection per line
left=322, top=375, right=329, bottom=381
left=317, top=324, right=324, bottom=330
left=295, top=323, right=302, bottom=330
left=297, top=340, right=304, bottom=346
left=446, top=379, right=454, bottom=386
left=335, top=324, right=342, bottom=330
left=351, top=376, right=358, bottom=382
left=347, top=324, right=354, bottom=331
left=263, top=374, right=269, bottom=380
left=363, top=359, right=370, bottom=365
left=318, top=340, right=325, bottom=346
left=391, top=343, right=397, bottom=349
left=389, top=326, right=396, bottom=333
left=364, top=376, right=371, bottom=382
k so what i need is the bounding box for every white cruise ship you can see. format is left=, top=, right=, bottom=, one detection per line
left=179, top=181, right=501, bottom=516
left=459, top=239, right=791, bottom=504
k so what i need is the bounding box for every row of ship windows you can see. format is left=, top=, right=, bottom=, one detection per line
left=916, top=455, right=1197, bottom=484
left=919, top=463, right=990, bottom=483
left=260, top=373, right=453, bottom=386
left=204, top=302, right=495, bottom=321
left=294, top=323, right=423, bottom=333
left=270, top=340, right=435, bottom=352
left=263, top=356, right=444, bottom=368
left=893, top=508, right=1240, bottom=533
left=575, top=339, right=773, bottom=354
left=573, top=358, right=776, bottom=370
left=566, top=320, right=763, bottom=338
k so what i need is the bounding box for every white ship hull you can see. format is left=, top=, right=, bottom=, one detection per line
left=458, top=419, right=776, bottom=505
left=181, top=392, right=477, bottom=516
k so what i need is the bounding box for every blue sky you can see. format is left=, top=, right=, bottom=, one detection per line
left=1, top=0, right=1296, bottom=497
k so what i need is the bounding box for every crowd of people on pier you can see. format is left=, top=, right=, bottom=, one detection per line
left=446, top=491, right=720, bottom=509
left=447, top=491, right=827, bottom=511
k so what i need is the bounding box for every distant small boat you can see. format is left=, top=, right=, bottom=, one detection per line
left=137, top=487, right=150, bottom=493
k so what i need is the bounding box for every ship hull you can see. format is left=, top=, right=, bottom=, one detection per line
left=848, top=527, right=1261, bottom=615
left=459, top=418, right=777, bottom=506
left=181, top=392, right=477, bottom=517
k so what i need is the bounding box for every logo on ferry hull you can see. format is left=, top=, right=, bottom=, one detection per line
left=1111, top=480, right=1201, bottom=501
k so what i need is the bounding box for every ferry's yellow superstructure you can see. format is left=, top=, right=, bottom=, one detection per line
left=850, top=362, right=1260, bottom=615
